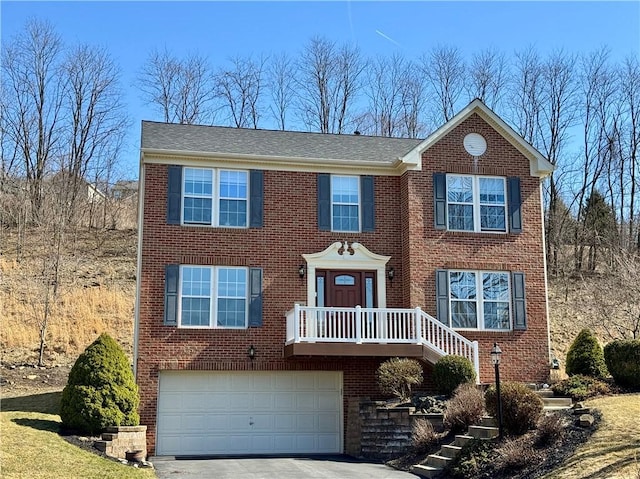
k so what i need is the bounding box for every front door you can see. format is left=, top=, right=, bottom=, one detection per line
left=316, top=271, right=376, bottom=339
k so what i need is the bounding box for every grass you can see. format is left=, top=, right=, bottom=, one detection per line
left=0, top=391, right=156, bottom=479
left=542, top=393, right=640, bottom=479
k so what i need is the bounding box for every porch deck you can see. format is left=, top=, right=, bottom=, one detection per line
left=284, top=304, right=479, bottom=377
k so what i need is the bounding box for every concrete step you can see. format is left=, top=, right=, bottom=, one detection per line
left=543, top=397, right=573, bottom=409
left=426, top=453, right=453, bottom=468
left=536, top=389, right=555, bottom=398
left=410, top=464, right=443, bottom=479
left=454, top=434, right=474, bottom=447
left=440, top=444, right=462, bottom=458
left=101, top=433, right=118, bottom=441
left=94, top=440, right=108, bottom=452
left=468, top=425, right=499, bottom=439
left=480, top=416, right=497, bottom=427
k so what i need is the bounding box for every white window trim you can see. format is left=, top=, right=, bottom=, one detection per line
left=181, top=167, right=249, bottom=228
left=446, top=174, right=507, bottom=233
left=178, top=265, right=249, bottom=329
left=331, top=174, right=361, bottom=233
left=448, top=269, right=512, bottom=331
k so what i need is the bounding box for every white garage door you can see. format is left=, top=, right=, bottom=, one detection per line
left=156, top=370, right=342, bottom=456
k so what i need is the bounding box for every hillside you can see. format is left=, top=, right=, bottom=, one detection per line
left=0, top=225, right=621, bottom=382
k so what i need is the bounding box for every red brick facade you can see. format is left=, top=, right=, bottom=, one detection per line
left=136, top=111, right=551, bottom=455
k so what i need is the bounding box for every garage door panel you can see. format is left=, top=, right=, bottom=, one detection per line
left=157, top=371, right=342, bottom=455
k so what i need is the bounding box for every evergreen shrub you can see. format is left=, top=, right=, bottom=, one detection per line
left=433, top=355, right=476, bottom=396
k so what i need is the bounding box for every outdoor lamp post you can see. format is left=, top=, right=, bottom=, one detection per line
left=491, top=342, right=504, bottom=439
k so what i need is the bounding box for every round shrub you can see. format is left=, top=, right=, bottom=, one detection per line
left=604, top=339, right=640, bottom=388
left=433, top=355, right=476, bottom=396
left=485, top=382, right=543, bottom=436
left=551, top=374, right=611, bottom=401
left=60, top=333, right=139, bottom=435
left=565, top=328, right=608, bottom=378
left=376, top=357, right=423, bottom=402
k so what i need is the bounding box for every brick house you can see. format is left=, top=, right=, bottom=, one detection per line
left=134, top=99, right=554, bottom=456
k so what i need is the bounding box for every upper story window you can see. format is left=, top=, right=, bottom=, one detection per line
left=182, top=167, right=248, bottom=227
left=447, top=175, right=506, bottom=232
left=317, top=173, right=374, bottom=233
left=332, top=175, right=360, bottom=232
left=180, top=265, right=248, bottom=328
left=448, top=270, right=511, bottom=330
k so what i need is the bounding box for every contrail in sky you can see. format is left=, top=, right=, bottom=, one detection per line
left=375, top=30, right=401, bottom=46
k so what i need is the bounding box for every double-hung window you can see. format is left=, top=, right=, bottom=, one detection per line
left=182, top=167, right=248, bottom=227
left=180, top=266, right=248, bottom=328
left=448, top=270, right=511, bottom=330
left=331, top=175, right=360, bottom=232
left=446, top=175, right=507, bottom=232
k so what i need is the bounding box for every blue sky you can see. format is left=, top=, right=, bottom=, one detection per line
left=2, top=1, right=639, bottom=177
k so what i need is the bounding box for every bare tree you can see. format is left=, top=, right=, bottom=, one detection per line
left=508, top=46, right=543, bottom=146
left=574, top=48, right=619, bottom=270
left=1, top=18, right=65, bottom=222
left=267, top=52, right=296, bottom=131
left=617, top=56, right=640, bottom=249
left=466, top=47, right=508, bottom=110
left=216, top=54, right=267, bottom=129
left=60, top=44, right=128, bottom=224
left=421, top=45, right=465, bottom=125
left=296, top=37, right=365, bottom=133
left=399, top=64, right=428, bottom=139
left=537, top=50, right=579, bottom=274
left=361, top=54, right=406, bottom=137
left=138, top=48, right=214, bottom=124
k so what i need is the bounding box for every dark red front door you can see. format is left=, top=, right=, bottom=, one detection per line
left=327, top=272, right=362, bottom=307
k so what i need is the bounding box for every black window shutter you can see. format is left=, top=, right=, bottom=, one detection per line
left=512, top=272, right=527, bottom=330
left=435, top=269, right=450, bottom=325
left=508, top=177, right=522, bottom=233
left=433, top=173, right=447, bottom=230
left=361, top=176, right=375, bottom=232
left=249, top=170, right=264, bottom=228
left=248, top=268, right=263, bottom=327
left=167, top=166, right=182, bottom=224
left=164, top=264, right=179, bottom=326
left=317, top=173, right=331, bottom=231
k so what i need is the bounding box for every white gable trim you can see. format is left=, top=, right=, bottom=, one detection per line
left=302, top=242, right=391, bottom=308
left=400, top=99, right=555, bottom=178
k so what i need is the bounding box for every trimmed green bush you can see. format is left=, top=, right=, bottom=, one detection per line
left=565, top=329, right=607, bottom=378
left=604, top=339, right=640, bottom=389
left=376, top=357, right=423, bottom=402
left=60, top=333, right=139, bottom=435
left=433, top=355, right=476, bottom=396
left=485, top=382, right=543, bottom=436
left=551, top=374, right=611, bottom=401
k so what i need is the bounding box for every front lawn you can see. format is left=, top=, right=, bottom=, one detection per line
left=542, top=393, right=640, bottom=479
left=0, top=391, right=156, bottom=479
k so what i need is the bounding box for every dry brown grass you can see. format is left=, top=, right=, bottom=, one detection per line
left=542, top=394, right=640, bottom=479
left=1, top=228, right=136, bottom=364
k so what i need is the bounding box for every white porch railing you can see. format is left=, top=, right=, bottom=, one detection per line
left=285, top=304, right=480, bottom=379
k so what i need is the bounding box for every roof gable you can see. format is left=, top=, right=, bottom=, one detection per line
left=401, top=99, right=555, bottom=178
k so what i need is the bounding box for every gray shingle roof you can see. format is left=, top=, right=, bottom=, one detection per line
left=141, top=121, right=422, bottom=164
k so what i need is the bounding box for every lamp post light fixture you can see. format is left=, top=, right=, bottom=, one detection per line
left=298, top=264, right=306, bottom=279
left=491, top=342, right=504, bottom=440
left=248, top=344, right=256, bottom=361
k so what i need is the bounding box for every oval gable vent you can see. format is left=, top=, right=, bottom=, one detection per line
left=463, top=133, right=487, bottom=157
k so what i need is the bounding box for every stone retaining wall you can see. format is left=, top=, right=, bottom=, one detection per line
left=348, top=400, right=444, bottom=461
left=94, top=425, right=147, bottom=460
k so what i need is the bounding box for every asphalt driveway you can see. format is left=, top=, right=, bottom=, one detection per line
left=152, top=455, right=418, bottom=478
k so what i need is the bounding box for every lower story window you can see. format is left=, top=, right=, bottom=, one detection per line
left=180, top=266, right=247, bottom=328
left=449, top=270, right=511, bottom=330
